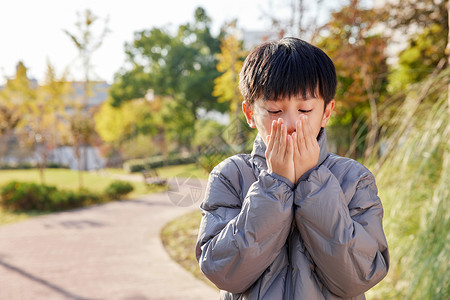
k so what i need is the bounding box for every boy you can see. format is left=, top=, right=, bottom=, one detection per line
left=196, top=37, right=389, bottom=299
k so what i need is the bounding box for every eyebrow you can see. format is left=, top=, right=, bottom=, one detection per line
left=263, top=96, right=316, bottom=102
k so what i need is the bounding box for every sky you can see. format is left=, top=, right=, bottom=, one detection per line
left=0, top=0, right=277, bottom=85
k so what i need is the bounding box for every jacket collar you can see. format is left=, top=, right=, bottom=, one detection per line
left=250, top=128, right=329, bottom=178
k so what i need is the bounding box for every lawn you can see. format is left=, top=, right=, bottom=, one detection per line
left=0, top=163, right=208, bottom=226
left=160, top=210, right=216, bottom=289
left=154, top=163, right=209, bottom=180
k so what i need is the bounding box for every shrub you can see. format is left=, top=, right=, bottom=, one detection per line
left=196, top=153, right=228, bottom=173
left=105, top=180, right=134, bottom=200
left=46, top=162, right=69, bottom=169
left=0, top=163, right=34, bottom=170
left=123, top=153, right=197, bottom=173
left=1, top=181, right=56, bottom=211
left=0, top=181, right=103, bottom=212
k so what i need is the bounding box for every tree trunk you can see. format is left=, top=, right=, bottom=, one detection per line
left=75, top=142, right=83, bottom=190
left=83, top=79, right=89, bottom=172
left=38, top=150, right=48, bottom=185
left=38, top=164, right=45, bottom=185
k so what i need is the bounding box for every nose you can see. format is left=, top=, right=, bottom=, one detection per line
left=284, top=113, right=297, bottom=136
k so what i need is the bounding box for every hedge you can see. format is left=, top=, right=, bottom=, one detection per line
left=0, top=180, right=134, bottom=212
left=123, top=153, right=197, bottom=173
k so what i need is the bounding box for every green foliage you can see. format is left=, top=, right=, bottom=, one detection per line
left=158, top=98, right=196, bottom=150
left=95, top=99, right=157, bottom=144
left=196, top=153, right=229, bottom=173
left=0, top=163, right=34, bottom=170
left=154, top=163, right=208, bottom=180
left=0, top=162, right=68, bottom=170
left=316, top=0, right=389, bottom=158
left=110, top=7, right=226, bottom=114
left=367, top=69, right=449, bottom=299
left=120, top=134, right=156, bottom=160
left=0, top=181, right=102, bottom=212
left=192, top=119, right=226, bottom=149
left=0, top=62, right=35, bottom=136
left=383, top=0, right=447, bottom=31
left=104, top=180, right=134, bottom=200
left=193, top=115, right=257, bottom=173
left=123, top=154, right=197, bottom=173
left=388, top=23, right=448, bottom=92
left=213, top=22, right=247, bottom=113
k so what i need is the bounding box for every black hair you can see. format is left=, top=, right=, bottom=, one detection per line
left=239, top=37, right=337, bottom=107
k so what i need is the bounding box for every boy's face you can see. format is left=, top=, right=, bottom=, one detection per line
left=242, top=95, right=335, bottom=145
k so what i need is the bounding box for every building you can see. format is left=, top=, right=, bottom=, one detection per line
left=239, top=30, right=282, bottom=50
left=0, top=79, right=110, bottom=170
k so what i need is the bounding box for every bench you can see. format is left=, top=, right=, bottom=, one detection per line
left=141, top=169, right=167, bottom=186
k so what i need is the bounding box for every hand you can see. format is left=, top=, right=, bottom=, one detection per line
left=292, top=115, right=320, bottom=183
left=265, top=118, right=295, bottom=185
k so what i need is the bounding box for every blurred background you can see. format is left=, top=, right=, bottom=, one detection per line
left=0, top=0, right=448, bottom=299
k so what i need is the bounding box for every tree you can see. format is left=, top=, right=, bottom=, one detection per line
left=0, top=63, right=27, bottom=137
left=109, top=7, right=227, bottom=151
left=69, top=112, right=95, bottom=189
left=384, top=0, right=449, bottom=92
left=64, top=9, right=108, bottom=187
left=0, top=100, right=20, bottom=136
left=95, top=98, right=157, bottom=145
left=110, top=7, right=226, bottom=114
left=0, top=62, right=38, bottom=166
left=0, top=62, right=70, bottom=183
left=384, top=0, right=447, bottom=32
left=31, top=62, right=72, bottom=182
left=213, top=21, right=246, bottom=114
left=63, top=9, right=109, bottom=108
left=316, top=0, right=389, bottom=159
left=263, top=0, right=333, bottom=42
left=95, top=96, right=191, bottom=164
left=0, top=63, right=27, bottom=163
left=213, top=21, right=248, bottom=149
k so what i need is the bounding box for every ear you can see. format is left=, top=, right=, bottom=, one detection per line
left=242, top=101, right=256, bottom=128
left=321, top=99, right=335, bottom=127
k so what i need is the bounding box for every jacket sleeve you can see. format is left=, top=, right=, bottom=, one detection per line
left=294, top=164, right=389, bottom=298
left=196, top=159, right=294, bottom=293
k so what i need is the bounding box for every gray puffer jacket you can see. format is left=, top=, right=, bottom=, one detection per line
left=196, top=130, right=389, bottom=299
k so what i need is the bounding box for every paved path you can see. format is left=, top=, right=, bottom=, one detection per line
left=0, top=178, right=219, bottom=300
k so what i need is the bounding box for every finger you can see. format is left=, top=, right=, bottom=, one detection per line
left=276, top=118, right=283, bottom=154
left=295, top=119, right=301, bottom=150
left=292, top=132, right=299, bottom=154
left=266, top=120, right=276, bottom=152
left=286, top=134, right=294, bottom=160
left=303, top=116, right=316, bottom=149
left=297, top=117, right=306, bottom=150
left=279, top=122, right=287, bottom=155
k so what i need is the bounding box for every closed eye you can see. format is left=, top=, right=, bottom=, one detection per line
left=299, top=109, right=312, bottom=113
left=267, top=110, right=281, bottom=114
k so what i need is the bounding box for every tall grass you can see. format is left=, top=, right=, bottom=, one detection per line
left=367, top=68, right=449, bottom=299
